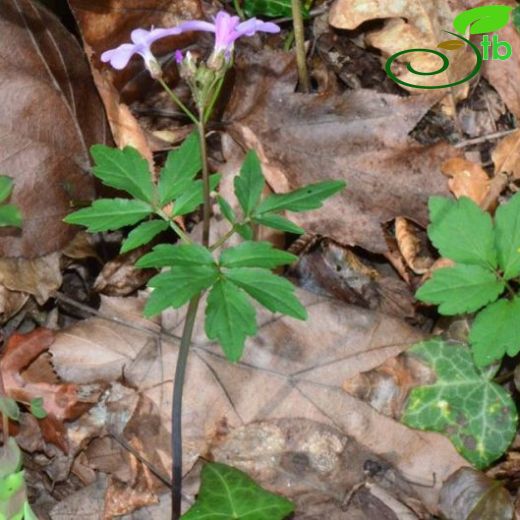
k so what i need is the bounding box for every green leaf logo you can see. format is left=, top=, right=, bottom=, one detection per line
left=453, top=5, right=513, bottom=35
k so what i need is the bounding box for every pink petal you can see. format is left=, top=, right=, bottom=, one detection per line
left=235, top=18, right=280, bottom=37
left=100, top=44, right=137, bottom=69
left=173, top=20, right=216, bottom=34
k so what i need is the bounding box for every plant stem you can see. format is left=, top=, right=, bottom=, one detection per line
left=158, top=78, right=199, bottom=126
left=210, top=225, right=237, bottom=251
left=198, top=118, right=211, bottom=247
left=232, top=0, right=246, bottom=19
left=291, top=0, right=311, bottom=92
left=171, top=295, right=201, bottom=519
left=0, top=365, right=9, bottom=452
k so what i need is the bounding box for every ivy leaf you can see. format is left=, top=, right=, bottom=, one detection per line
left=225, top=267, right=307, bottom=320
left=120, top=220, right=169, bottom=253
left=137, top=243, right=215, bottom=269
left=158, top=132, right=201, bottom=206
left=0, top=176, right=13, bottom=204
left=402, top=339, right=517, bottom=469
left=172, top=174, right=221, bottom=217
left=205, top=279, right=257, bottom=361
left=0, top=396, right=20, bottom=421
left=64, top=199, right=152, bottom=232
left=220, top=241, right=297, bottom=269
left=243, top=0, right=310, bottom=18
left=428, top=197, right=497, bottom=269
left=143, top=265, right=218, bottom=316
left=255, top=181, right=346, bottom=214
left=494, top=193, right=520, bottom=280
left=181, top=462, right=294, bottom=520
left=218, top=195, right=237, bottom=224
left=29, top=397, right=47, bottom=419
left=234, top=150, right=265, bottom=217
left=416, top=265, right=504, bottom=315
left=90, top=145, right=154, bottom=203
left=253, top=213, right=305, bottom=234
left=469, top=297, right=520, bottom=367
left=0, top=205, right=22, bottom=228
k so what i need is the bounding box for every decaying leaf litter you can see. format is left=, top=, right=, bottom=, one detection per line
left=1, top=0, right=520, bottom=518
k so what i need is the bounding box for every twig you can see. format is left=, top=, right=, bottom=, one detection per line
left=291, top=0, right=311, bottom=92
left=454, top=128, right=517, bottom=148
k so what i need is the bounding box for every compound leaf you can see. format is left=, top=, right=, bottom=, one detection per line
left=218, top=195, right=237, bottom=224
left=64, top=199, right=152, bottom=232
left=234, top=150, right=265, bottom=217
left=469, top=297, right=520, bottom=367
left=158, top=132, right=201, bottom=206
left=205, top=279, right=257, bottom=362
left=402, top=339, right=517, bottom=469
left=137, top=243, right=215, bottom=269
left=220, top=241, right=297, bottom=269
left=172, top=174, right=221, bottom=217
left=120, top=220, right=169, bottom=253
left=90, top=145, right=154, bottom=203
left=243, top=0, right=310, bottom=18
left=253, top=213, right=305, bottom=235
left=181, top=462, right=294, bottom=520
left=226, top=267, right=307, bottom=320
left=494, top=192, right=520, bottom=280
left=416, top=265, right=504, bottom=315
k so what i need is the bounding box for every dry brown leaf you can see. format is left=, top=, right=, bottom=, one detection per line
left=225, top=50, right=454, bottom=255
left=0, top=0, right=106, bottom=258
left=395, top=218, right=433, bottom=275
left=493, top=130, right=520, bottom=180
left=441, top=157, right=490, bottom=205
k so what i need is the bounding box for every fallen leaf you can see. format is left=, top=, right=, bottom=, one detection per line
left=493, top=130, right=520, bottom=180
left=395, top=218, right=433, bottom=275
left=0, top=0, right=106, bottom=258
left=441, top=157, right=490, bottom=205
left=224, top=50, right=455, bottom=255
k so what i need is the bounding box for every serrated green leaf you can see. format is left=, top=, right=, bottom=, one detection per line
left=402, top=339, right=517, bottom=469
left=120, top=220, right=169, bottom=253
left=234, top=150, right=265, bottom=217
left=469, top=297, right=520, bottom=367
left=220, top=241, right=296, bottom=269
left=0, top=397, right=20, bottom=421
left=0, top=205, right=22, bottom=228
left=428, top=196, right=497, bottom=269
left=29, top=397, right=47, bottom=420
left=495, top=193, right=520, bottom=279
left=64, top=199, right=152, bottom=232
left=0, top=438, right=22, bottom=478
left=181, top=462, right=294, bottom=520
left=416, top=265, right=504, bottom=315
left=136, top=243, right=215, bottom=268
left=143, top=265, right=218, bottom=316
left=158, top=132, right=201, bottom=206
left=172, top=174, right=221, bottom=216
left=90, top=145, right=154, bottom=202
left=205, top=279, right=257, bottom=361
left=236, top=223, right=253, bottom=240
left=256, top=181, right=346, bottom=215
left=218, top=195, right=236, bottom=224
left=0, top=176, right=13, bottom=204
left=225, top=267, right=307, bottom=320
left=253, top=213, right=305, bottom=234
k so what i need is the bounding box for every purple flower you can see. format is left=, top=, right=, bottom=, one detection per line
left=173, top=11, right=280, bottom=59
left=101, top=27, right=178, bottom=70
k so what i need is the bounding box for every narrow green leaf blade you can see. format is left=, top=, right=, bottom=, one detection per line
left=402, top=339, right=517, bottom=469
left=181, top=462, right=294, bottom=520
left=0, top=397, right=20, bottom=421
left=428, top=196, right=497, bottom=268
left=64, top=199, right=152, bottom=232
left=143, top=265, right=218, bottom=316
left=244, top=0, right=310, bottom=17
left=205, top=279, right=257, bottom=361
left=218, top=195, right=236, bottom=224
left=120, top=220, right=169, bottom=253
left=495, top=193, right=520, bottom=279
left=29, top=397, right=47, bottom=419
left=91, top=145, right=154, bottom=202
left=256, top=180, right=346, bottom=214
left=253, top=213, right=305, bottom=234
left=236, top=223, right=253, bottom=240
left=226, top=267, right=307, bottom=320
left=469, top=297, right=520, bottom=367
left=172, top=174, right=221, bottom=216
left=416, top=265, right=504, bottom=315
left=136, top=243, right=215, bottom=268
left=220, top=241, right=297, bottom=269
left=234, top=150, right=265, bottom=216
left=0, top=205, right=22, bottom=228
left=158, top=132, right=202, bottom=205
left=0, top=176, right=13, bottom=204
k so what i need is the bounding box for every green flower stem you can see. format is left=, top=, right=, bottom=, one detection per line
left=291, top=0, right=311, bottom=92
left=158, top=78, right=199, bottom=126
left=210, top=224, right=237, bottom=251
left=171, top=294, right=201, bottom=520
left=204, top=76, right=225, bottom=124
left=198, top=118, right=211, bottom=248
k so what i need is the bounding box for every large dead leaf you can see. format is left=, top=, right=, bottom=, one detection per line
left=0, top=0, right=107, bottom=258
left=224, top=51, right=456, bottom=254
left=50, top=292, right=466, bottom=516
left=493, top=130, right=520, bottom=180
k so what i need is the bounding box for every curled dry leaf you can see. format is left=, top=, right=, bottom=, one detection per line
left=441, top=157, right=490, bottom=206
left=0, top=0, right=106, bottom=258
left=493, top=130, right=520, bottom=180
left=394, top=218, right=433, bottom=275
left=439, top=468, right=514, bottom=520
